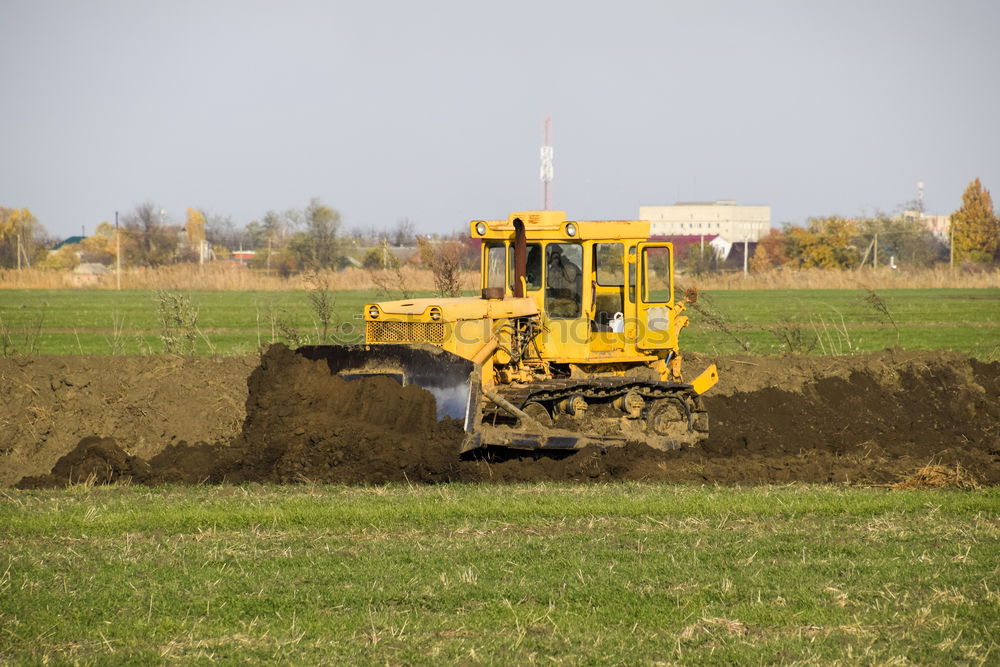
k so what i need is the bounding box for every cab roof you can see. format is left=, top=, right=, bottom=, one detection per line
left=471, top=210, right=651, bottom=241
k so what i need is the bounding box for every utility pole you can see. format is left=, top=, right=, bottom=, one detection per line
left=540, top=116, right=553, bottom=210
left=873, top=233, right=878, bottom=271
left=857, top=236, right=875, bottom=271
left=743, top=237, right=748, bottom=277
left=16, top=233, right=32, bottom=269
left=949, top=223, right=954, bottom=270
left=115, top=211, right=121, bottom=290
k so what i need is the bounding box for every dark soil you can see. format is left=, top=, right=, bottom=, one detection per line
left=0, top=354, right=254, bottom=487
left=225, top=343, right=466, bottom=485
left=5, top=345, right=999, bottom=489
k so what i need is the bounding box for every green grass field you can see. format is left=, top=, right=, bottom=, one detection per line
left=687, top=288, right=1000, bottom=358
left=2, top=484, right=997, bottom=664
left=1, top=287, right=998, bottom=358
left=0, top=289, right=386, bottom=356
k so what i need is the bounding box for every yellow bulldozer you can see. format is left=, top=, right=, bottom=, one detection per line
left=296, top=210, right=718, bottom=453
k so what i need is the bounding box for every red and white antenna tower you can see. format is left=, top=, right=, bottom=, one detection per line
left=540, top=116, right=553, bottom=209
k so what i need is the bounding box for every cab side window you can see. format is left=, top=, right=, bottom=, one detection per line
left=595, top=243, right=624, bottom=286
left=641, top=246, right=673, bottom=303
left=545, top=243, right=583, bottom=318
left=593, top=243, right=624, bottom=330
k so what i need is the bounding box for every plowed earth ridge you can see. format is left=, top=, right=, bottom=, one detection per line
left=3, top=346, right=997, bottom=488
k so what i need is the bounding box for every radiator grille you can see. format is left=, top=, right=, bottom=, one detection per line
left=367, top=321, right=445, bottom=345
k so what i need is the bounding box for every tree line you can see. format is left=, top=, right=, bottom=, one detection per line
left=682, top=178, right=999, bottom=274
left=2, top=179, right=997, bottom=273
left=1, top=197, right=479, bottom=279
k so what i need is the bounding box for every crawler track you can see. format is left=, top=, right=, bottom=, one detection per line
left=483, top=377, right=708, bottom=451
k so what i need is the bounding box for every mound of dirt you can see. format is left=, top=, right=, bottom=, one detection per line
left=13, top=345, right=468, bottom=488
left=469, top=354, right=1000, bottom=486
left=16, top=436, right=151, bottom=489
left=5, top=346, right=999, bottom=488
left=0, top=355, right=255, bottom=487
left=226, top=343, right=466, bottom=484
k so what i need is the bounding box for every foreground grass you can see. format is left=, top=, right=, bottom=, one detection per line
left=1, top=484, right=997, bottom=664
left=1, top=287, right=998, bottom=358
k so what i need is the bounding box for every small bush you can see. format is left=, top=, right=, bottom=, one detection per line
left=303, top=271, right=335, bottom=343
left=154, top=290, right=198, bottom=355
left=418, top=237, right=466, bottom=297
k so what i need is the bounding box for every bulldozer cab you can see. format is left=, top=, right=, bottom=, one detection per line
left=476, top=212, right=680, bottom=361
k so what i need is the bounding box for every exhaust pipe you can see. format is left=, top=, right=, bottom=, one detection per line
left=513, top=217, right=526, bottom=298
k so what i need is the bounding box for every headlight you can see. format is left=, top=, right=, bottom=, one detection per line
left=429, top=307, right=441, bottom=321
left=368, top=306, right=379, bottom=318
left=475, top=222, right=487, bottom=235
left=566, top=223, right=577, bottom=237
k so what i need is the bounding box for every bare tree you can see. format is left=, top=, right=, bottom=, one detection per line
left=204, top=212, right=257, bottom=251
left=122, top=202, right=178, bottom=266
left=418, top=236, right=465, bottom=297
left=390, top=218, right=416, bottom=247
left=287, top=198, right=342, bottom=269
left=260, top=208, right=301, bottom=244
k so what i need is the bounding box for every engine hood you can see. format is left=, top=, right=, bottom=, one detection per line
left=368, top=296, right=538, bottom=321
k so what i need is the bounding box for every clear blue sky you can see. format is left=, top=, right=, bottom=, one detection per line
left=2, top=0, right=998, bottom=239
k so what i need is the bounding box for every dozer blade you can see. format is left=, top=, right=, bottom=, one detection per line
left=472, top=424, right=630, bottom=452
left=294, top=344, right=482, bottom=434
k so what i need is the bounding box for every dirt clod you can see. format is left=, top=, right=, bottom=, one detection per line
left=15, top=436, right=149, bottom=489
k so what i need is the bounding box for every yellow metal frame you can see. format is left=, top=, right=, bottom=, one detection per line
left=471, top=210, right=651, bottom=241
left=365, top=210, right=706, bottom=385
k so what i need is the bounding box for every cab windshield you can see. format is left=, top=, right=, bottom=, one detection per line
left=485, top=243, right=505, bottom=289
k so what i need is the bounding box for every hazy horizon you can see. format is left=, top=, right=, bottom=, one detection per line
left=2, top=0, right=998, bottom=240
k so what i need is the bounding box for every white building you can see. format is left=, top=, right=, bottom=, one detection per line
left=640, top=201, right=771, bottom=242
